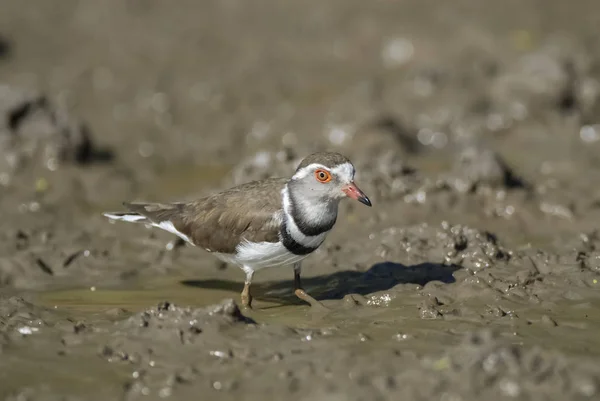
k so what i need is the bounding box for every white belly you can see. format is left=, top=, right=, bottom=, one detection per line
left=213, top=240, right=310, bottom=271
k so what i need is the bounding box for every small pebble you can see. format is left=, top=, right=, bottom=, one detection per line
left=17, top=326, right=39, bottom=335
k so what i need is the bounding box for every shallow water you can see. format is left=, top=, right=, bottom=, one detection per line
left=34, top=271, right=600, bottom=358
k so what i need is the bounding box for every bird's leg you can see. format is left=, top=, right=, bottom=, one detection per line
left=293, top=262, right=324, bottom=308
left=241, top=266, right=254, bottom=309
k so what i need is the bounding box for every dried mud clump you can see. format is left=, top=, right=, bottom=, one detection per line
left=0, top=294, right=57, bottom=352
left=96, top=300, right=299, bottom=399
left=0, top=295, right=47, bottom=330
left=448, top=145, right=527, bottom=193
left=354, top=150, right=423, bottom=201
left=101, top=300, right=256, bottom=365
left=363, top=223, right=513, bottom=312
left=435, top=330, right=600, bottom=400
left=117, top=299, right=255, bottom=334
left=0, top=225, right=117, bottom=291
left=371, top=223, right=510, bottom=271
left=0, top=85, right=112, bottom=178
left=491, top=37, right=600, bottom=120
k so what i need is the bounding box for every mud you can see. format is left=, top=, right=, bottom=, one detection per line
left=1, top=0, right=600, bottom=400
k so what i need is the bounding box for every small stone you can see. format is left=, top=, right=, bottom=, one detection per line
left=419, top=306, right=442, bottom=320
left=209, top=350, right=233, bottom=359
left=17, top=326, right=39, bottom=335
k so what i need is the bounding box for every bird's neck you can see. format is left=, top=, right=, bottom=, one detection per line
left=281, top=184, right=338, bottom=238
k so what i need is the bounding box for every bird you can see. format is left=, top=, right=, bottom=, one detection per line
left=103, top=152, right=372, bottom=309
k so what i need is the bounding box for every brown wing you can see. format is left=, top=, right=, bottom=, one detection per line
left=124, top=178, right=286, bottom=254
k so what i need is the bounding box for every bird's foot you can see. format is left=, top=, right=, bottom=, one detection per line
left=294, top=288, right=328, bottom=310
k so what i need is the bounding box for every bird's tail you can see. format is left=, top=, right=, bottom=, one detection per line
left=103, top=211, right=148, bottom=223
left=103, top=202, right=191, bottom=244
left=103, top=202, right=184, bottom=225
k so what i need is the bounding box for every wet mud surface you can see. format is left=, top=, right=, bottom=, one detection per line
left=1, top=0, right=600, bottom=400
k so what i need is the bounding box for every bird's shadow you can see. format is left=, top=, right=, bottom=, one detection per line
left=181, top=262, right=462, bottom=305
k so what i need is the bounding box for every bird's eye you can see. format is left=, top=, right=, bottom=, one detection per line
left=314, top=169, right=332, bottom=183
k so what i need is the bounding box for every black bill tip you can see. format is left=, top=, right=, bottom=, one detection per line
left=358, top=195, right=372, bottom=207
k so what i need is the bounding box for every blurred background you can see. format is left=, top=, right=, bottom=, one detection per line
left=2, top=1, right=600, bottom=237
left=2, top=1, right=600, bottom=400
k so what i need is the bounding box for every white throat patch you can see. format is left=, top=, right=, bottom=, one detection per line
left=281, top=186, right=330, bottom=246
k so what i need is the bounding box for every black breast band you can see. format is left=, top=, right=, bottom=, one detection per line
left=280, top=219, right=319, bottom=255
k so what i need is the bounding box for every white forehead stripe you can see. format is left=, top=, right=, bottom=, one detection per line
left=331, top=163, right=355, bottom=181
left=292, top=162, right=355, bottom=181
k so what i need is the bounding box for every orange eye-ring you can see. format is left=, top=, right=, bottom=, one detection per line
left=314, top=169, right=332, bottom=183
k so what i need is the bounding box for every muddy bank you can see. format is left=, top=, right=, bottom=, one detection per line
left=2, top=294, right=599, bottom=401
left=1, top=0, right=600, bottom=400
